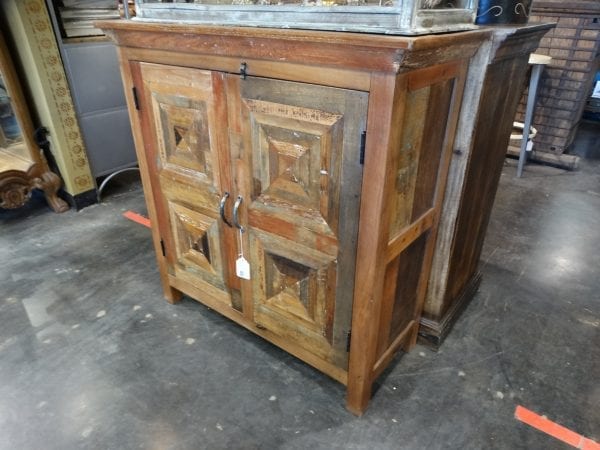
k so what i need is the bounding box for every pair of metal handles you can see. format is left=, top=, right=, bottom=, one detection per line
left=219, top=192, right=244, bottom=232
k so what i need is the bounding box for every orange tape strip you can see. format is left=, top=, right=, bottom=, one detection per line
left=583, top=438, right=600, bottom=450
left=515, top=405, right=599, bottom=449
left=123, top=210, right=151, bottom=229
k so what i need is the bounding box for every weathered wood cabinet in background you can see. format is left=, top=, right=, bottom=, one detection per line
left=99, top=20, right=488, bottom=414
left=420, top=24, right=554, bottom=347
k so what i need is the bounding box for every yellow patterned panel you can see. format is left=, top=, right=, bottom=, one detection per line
left=9, top=0, right=94, bottom=194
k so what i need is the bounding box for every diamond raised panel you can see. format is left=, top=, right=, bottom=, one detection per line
left=252, top=230, right=337, bottom=359
left=265, top=253, right=316, bottom=323
left=169, top=201, right=226, bottom=289
left=140, top=63, right=221, bottom=192
left=156, top=100, right=214, bottom=181
left=243, top=98, right=343, bottom=237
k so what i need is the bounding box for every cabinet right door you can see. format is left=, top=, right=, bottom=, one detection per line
left=231, top=76, right=369, bottom=368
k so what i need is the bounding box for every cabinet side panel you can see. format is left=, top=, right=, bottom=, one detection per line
left=378, top=73, right=456, bottom=355
left=388, top=233, right=428, bottom=343
left=410, top=78, right=455, bottom=221
left=443, top=55, right=532, bottom=314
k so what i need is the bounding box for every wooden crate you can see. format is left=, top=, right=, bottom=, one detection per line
left=515, top=0, right=600, bottom=155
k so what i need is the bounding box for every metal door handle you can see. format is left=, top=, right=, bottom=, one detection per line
left=219, top=192, right=232, bottom=227
left=233, top=195, right=244, bottom=232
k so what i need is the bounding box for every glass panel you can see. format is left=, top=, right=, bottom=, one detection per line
left=0, top=70, right=33, bottom=179
left=0, top=73, right=23, bottom=148
left=138, top=0, right=398, bottom=7
left=134, top=0, right=478, bottom=35
left=420, top=0, right=472, bottom=9
left=141, top=0, right=475, bottom=6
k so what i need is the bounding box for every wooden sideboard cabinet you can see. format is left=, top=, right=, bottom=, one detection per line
left=98, top=21, right=487, bottom=414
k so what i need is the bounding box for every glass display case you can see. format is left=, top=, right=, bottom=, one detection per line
left=133, top=0, right=478, bottom=35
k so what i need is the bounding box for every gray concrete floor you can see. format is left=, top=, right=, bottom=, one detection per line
left=1, top=144, right=599, bottom=449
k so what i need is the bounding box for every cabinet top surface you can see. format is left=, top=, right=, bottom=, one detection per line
left=97, top=19, right=490, bottom=50
left=96, top=20, right=497, bottom=73
left=96, top=21, right=552, bottom=75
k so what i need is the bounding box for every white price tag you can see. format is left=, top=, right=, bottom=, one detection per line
left=236, top=256, right=251, bottom=280
left=526, top=140, right=534, bottom=152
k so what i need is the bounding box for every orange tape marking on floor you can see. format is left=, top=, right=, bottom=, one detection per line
left=123, top=210, right=151, bottom=229
left=515, top=405, right=600, bottom=450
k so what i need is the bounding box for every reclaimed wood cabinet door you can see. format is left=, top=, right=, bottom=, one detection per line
left=133, top=63, right=238, bottom=308
left=133, top=62, right=368, bottom=368
left=230, top=76, right=368, bottom=367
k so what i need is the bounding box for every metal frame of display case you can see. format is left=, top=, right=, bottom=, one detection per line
left=133, top=0, right=479, bottom=35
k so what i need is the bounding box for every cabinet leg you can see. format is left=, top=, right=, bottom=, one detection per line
left=34, top=171, right=69, bottom=213
left=402, top=321, right=420, bottom=352
left=164, top=284, right=183, bottom=304
left=153, top=239, right=182, bottom=304
left=346, top=378, right=372, bottom=416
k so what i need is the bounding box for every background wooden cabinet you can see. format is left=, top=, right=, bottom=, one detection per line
left=100, top=21, right=486, bottom=414
left=420, top=24, right=554, bottom=347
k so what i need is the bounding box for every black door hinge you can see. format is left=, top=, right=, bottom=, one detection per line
left=240, top=62, right=248, bottom=80
left=346, top=330, right=352, bottom=352
left=160, top=239, right=166, bottom=257
left=359, top=131, right=367, bottom=165
left=132, top=86, right=140, bottom=110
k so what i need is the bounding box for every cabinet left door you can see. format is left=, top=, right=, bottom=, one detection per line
left=131, top=62, right=239, bottom=309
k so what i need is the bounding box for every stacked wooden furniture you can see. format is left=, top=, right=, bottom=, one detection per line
left=513, top=0, right=600, bottom=162
left=420, top=24, right=554, bottom=347
left=99, top=20, right=488, bottom=414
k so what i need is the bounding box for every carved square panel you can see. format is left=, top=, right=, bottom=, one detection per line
left=252, top=230, right=336, bottom=340
left=264, top=252, right=317, bottom=323
left=243, top=99, right=343, bottom=236
left=169, top=202, right=220, bottom=275
left=156, top=100, right=214, bottom=181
